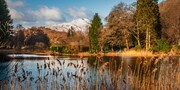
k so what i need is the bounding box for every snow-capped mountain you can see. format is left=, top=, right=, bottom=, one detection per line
left=46, top=18, right=91, bottom=32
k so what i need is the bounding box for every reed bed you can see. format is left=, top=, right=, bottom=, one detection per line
left=0, top=55, right=179, bottom=90
left=120, top=50, right=154, bottom=57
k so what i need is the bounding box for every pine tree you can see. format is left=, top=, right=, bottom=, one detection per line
left=89, top=13, right=102, bottom=53
left=0, top=0, right=13, bottom=47
left=136, top=0, right=161, bottom=50
left=67, top=26, right=75, bottom=37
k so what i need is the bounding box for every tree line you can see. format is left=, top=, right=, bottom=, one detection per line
left=89, top=0, right=179, bottom=54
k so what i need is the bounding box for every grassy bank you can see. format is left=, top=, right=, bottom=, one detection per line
left=0, top=49, right=179, bottom=57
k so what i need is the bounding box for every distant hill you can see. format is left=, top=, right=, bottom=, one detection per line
left=22, top=18, right=91, bottom=46
left=45, top=18, right=91, bottom=33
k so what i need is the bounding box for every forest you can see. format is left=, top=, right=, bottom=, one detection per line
left=0, top=0, right=180, bottom=55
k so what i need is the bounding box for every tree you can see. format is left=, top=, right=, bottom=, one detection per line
left=89, top=13, right=102, bottom=53
left=105, top=2, right=134, bottom=51
left=136, top=0, right=161, bottom=50
left=67, top=26, right=75, bottom=37
left=24, top=29, right=50, bottom=49
left=0, top=0, right=13, bottom=47
left=14, top=30, right=25, bottom=49
left=160, top=0, right=180, bottom=46
left=16, top=24, right=25, bottom=31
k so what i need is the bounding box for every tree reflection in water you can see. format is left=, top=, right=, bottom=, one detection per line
left=0, top=54, right=179, bottom=90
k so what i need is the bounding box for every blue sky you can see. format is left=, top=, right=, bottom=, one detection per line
left=6, top=0, right=162, bottom=27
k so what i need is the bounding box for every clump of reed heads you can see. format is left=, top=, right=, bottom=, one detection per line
left=0, top=55, right=179, bottom=90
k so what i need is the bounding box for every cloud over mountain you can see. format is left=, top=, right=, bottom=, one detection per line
left=6, top=0, right=94, bottom=28
left=28, top=6, right=66, bottom=26
left=29, top=6, right=65, bottom=22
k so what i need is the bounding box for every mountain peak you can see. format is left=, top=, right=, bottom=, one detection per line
left=46, top=18, right=91, bottom=32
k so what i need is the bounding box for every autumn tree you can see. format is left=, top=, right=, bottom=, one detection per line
left=105, top=2, right=135, bottom=51
left=24, top=29, right=50, bottom=49
left=89, top=13, right=102, bottom=53
left=14, top=30, right=25, bottom=49
left=0, top=0, right=13, bottom=47
left=136, top=0, right=161, bottom=50
left=160, top=0, right=180, bottom=45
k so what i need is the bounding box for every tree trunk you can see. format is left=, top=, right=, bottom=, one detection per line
left=125, top=37, right=129, bottom=50
left=138, top=39, right=141, bottom=47
left=111, top=47, right=114, bottom=52
left=100, top=45, right=103, bottom=53
left=148, top=32, right=151, bottom=49
left=146, top=28, right=149, bottom=51
left=137, top=22, right=141, bottom=47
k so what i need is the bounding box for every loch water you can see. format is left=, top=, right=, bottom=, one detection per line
left=0, top=54, right=179, bottom=90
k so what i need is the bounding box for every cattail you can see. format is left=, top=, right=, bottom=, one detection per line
left=14, top=63, right=18, bottom=73
left=30, top=77, right=34, bottom=81
left=81, top=60, right=84, bottom=66
left=18, top=76, right=21, bottom=82
left=62, top=76, right=66, bottom=83
left=83, top=71, right=86, bottom=75
left=37, top=63, right=40, bottom=69
left=22, top=68, right=25, bottom=75
left=60, top=84, right=64, bottom=89
left=57, top=59, right=62, bottom=66
left=63, top=60, right=65, bottom=65
left=67, top=72, right=70, bottom=78
left=48, top=62, right=51, bottom=69
left=154, top=59, right=159, bottom=65
left=80, top=68, right=84, bottom=73
left=22, top=75, right=27, bottom=82
left=44, top=76, right=48, bottom=82
left=44, top=63, right=47, bottom=69
left=152, top=68, right=158, bottom=73
left=57, top=67, right=62, bottom=73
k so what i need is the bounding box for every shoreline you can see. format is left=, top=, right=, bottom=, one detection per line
left=0, top=49, right=179, bottom=57
left=14, top=52, right=180, bottom=57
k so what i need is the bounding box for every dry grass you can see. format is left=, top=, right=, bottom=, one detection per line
left=0, top=55, right=179, bottom=90
left=120, top=50, right=154, bottom=57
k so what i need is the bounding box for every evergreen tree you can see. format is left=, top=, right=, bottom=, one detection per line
left=136, top=0, right=161, bottom=50
left=89, top=13, right=102, bottom=53
left=0, top=0, right=13, bottom=47
left=67, top=26, right=75, bottom=37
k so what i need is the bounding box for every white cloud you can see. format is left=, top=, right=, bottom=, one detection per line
left=45, top=21, right=60, bottom=25
left=9, top=8, right=24, bottom=20
left=9, top=5, right=66, bottom=27
left=67, top=7, right=89, bottom=19
left=29, top=6, right=64, bottom=21
left=7, top=0, right=24, bottom=8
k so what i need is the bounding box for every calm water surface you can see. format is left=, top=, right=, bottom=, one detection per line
left=0, top=54, right=179, bottom=90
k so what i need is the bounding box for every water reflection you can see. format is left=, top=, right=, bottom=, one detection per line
left=0, top=54, right=179, bottom=90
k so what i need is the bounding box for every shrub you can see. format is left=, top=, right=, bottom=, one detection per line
left=82, top=46, right=89, bottom=52
left=103, top=45, right=110, bottom=53
left=57, top=46, right=64, bottom=54
left=134, top=45, right=141, bottom=51
left=50, top=46, right=57, bottom=52
left=171, top=45, right=180, bottom=54
left=88, top=49, right=95, bottom=53
left=155, top=39, right=170, bottom=53
left=63, top=48, right=70, bottom=54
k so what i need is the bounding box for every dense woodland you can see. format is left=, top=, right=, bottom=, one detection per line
left=0, top=0, right=180, bottom=54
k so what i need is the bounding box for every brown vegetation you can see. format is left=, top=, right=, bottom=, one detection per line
left=159, top=0, right=180, bottom=45
left=0, top=55, right=179, bottom=90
